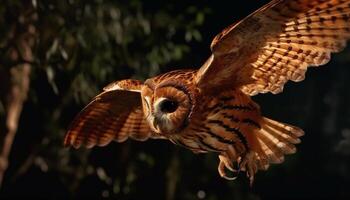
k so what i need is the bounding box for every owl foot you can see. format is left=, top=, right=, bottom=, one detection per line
left=238, top=151, right=258, bottom=186
left=218, top=154, right=239, bottom=180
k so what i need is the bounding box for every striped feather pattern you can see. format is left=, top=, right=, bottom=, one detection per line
left=195, top=0, right=350, bottom=96
left=175, top=89, right=304, bottom=180
left=178, top=90, right=261, bottom=156
left=243, top=0, right=350, bottom=95
left=64, top=84, right=153, bottom=149
left=256, top=117, right=304, bottom=165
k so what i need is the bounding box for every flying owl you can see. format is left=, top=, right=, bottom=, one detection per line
left=64, top=0, right=350, bottom=183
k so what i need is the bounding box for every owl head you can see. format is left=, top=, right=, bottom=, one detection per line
left=141, top=80, right=194, bottom=134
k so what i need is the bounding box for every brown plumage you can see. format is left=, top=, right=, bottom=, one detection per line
left=64, top=0, right=350, bottom=184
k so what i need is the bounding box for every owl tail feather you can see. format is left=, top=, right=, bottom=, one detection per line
left=218, top=117, right=303, bottom=184
left=255, top=117, right=304, bottom=169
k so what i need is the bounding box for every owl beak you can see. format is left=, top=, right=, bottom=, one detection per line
left=152, top=119, right=158, bottom=131
left=152, top=119, right=160, bottom=133
left=153, top=119, right=157, bottom=129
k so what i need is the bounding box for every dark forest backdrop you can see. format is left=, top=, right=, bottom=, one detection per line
left=0, top=0, right=350, bottom=199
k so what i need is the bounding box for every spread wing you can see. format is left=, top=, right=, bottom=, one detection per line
left=195, top=0, right=350, bottom=95
left=64, top=79, right=157, bottom=149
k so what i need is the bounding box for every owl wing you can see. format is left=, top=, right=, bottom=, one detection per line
left=196, top=0, right=350, bottom=95
left=64, top=79, right=158, bottom=149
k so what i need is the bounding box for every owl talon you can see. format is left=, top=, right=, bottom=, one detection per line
left=218, top=155, right=239, bottom=180
left=238, top=151, right=257, bottom=185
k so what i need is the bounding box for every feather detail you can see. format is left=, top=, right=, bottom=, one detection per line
left=195, top=0, right=350, bottom=96
left=64, top=80, right=155, bottom=149
left=255, top=117, right=304, bottom=167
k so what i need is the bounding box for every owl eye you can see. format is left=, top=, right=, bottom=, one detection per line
left=159, top=99, right=179, bottom=113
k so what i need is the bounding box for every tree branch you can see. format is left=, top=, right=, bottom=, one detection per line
left=0, top=29, right=34, bottom=188
left=165, top=150, right=180, bottom=200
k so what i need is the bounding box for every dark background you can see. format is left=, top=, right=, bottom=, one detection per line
left=0, top=0, right=350, bottom=199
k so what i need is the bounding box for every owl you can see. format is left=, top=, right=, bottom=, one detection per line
left=64, top=0, right=350, bottom=184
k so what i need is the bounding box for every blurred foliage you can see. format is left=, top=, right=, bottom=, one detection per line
left=0, top=0, right=350, bottom=199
